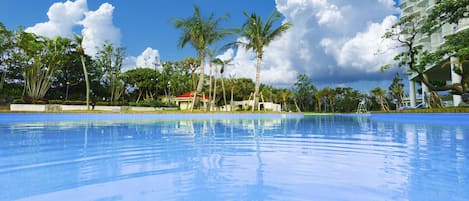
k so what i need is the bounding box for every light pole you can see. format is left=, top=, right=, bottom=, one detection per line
left=167, top=81, right=171, bottom=106
left=65, top=81, right=70, bottom=100
left=151, top=78, right=158, bottom=100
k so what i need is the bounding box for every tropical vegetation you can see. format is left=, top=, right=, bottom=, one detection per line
left=1, top=0, right=467, bottom=112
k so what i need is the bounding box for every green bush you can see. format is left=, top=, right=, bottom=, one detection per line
left=96, top=101, right=111, bottom=106
left=49, top=100, right=63, bottom=104
left=63, top=100, right=86, bottom=105
left=32, top=100, right=48, bottom=104
left=12, top=99, right=25, bottom=104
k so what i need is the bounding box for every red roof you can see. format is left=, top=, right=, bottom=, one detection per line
left=176, top=92, right=210, bottom=100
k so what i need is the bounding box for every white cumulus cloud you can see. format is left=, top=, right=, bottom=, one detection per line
left=222, top=0, right=401, bottom=87
left=321, top=15, right=399, bottom=72
left=25, top=0, right=122, bottom=58
left=122, top=47, right=162, bottom=72
left=25, top=0, right=87, bottom=38
left=80, top=3, right=121, bottom=56
left=136, top=47, right=161, bottom=68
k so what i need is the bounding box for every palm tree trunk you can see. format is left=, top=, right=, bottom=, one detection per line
left=293, top=96, right=301, bottom=112
left=221, top=76, right=227, bottom=107
left=209, top=62, right=213, bottom=110
left=231, top=86, right=234, bottom=111
left=190, top=51, right=205, bottom=111
left=137, top=90, right=142, bottom=103
left=0, top=70, right=6, bottom=90
left=252, top=56, right=262, bottom=112
left=80, top=55, right=90, bottom=110
left=213, top=65, right=218, bottom=109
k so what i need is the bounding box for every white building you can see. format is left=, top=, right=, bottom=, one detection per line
left=220, top=100, right=282, bottom=112
left=400, top=0, right=469, bottom=107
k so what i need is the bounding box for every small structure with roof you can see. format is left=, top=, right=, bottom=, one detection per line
left=175, top=92, right=210, bottom=110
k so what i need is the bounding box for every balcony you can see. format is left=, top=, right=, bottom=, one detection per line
left=417, top=0, right=428, bottom=8
left=455, top=18, right=469, bottom=33
left=400, top=1, right=407, bottom=9
left=403, top=6, right=414, bottom=14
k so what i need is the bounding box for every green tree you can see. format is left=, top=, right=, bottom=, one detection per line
left=180, top=57, right=201, bottom=92
left=95, top=42, right=126, bottom=103
left=122, top=68, right=159, bottom=102
left=171, top=5, right=230, bottom=110
left=313, top=88, right=326, bottom=112
left=381, top=13, right=444, bottom=97
left=232, top=78, right=255, bottom=102
left=277, top=88, right=293, bottom=112
left=161, top=61, right=192, bottom=96
left=236, top=10, right=292, bottom=111
left=423, top=0, right=469, bottom=33
left=293, top=74, right=315, bottom=112
left=15, top=32, right=71, bottom=100
left=0, top=22, right=13, bottom=91
left=323, top=87, right=336, bottom=112
left=371, top=87, right=389, bottom=111
left=388, top=72, right=405, bottom=109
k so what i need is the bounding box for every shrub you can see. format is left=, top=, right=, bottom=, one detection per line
left=63, top=100, right=86, bottom=105
left=12, top=99, right=25, bottom=104
left=96, top=101, right=110, bottom=106
left=32, top=100, right=48, bottom=104
left=49, top=100, right=63, bottom=104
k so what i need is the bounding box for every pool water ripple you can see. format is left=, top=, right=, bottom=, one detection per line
left=0, top=114, right=468, bottom=201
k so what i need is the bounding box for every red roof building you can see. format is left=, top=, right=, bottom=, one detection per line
left=175, top=91, right=210, bottom=110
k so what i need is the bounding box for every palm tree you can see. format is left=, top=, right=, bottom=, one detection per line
left=171, top=5, right=230, bottom=111
left=73, top=34, right=90, bottom=110
left=371, top=87, right=389, bottom=111
left=277, top=88, right=292, bottom=112
left=213, top=58, right=233, bottom=107
left=228, top=74, right=237, bottom=111
left=237, top=10, right=292, bottom=111
left=313, top=89, right=326, bottom=113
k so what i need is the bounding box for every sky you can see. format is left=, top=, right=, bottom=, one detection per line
left=0, top=0, right=406, bottom=91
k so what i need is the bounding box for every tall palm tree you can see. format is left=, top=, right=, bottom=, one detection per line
left=171, top=5, right=229, bottom=111
left=237, top=10, right=292, bottom=111
left=213, top=58, right=233, bottom=107
left=73, top=34, right=90, bottom=110
left=371, top=87, right=389, bottom=111
left=278, top=88, right=292, bottom=112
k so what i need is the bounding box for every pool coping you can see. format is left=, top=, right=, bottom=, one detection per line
left=0, top=113, right=305, bottom=123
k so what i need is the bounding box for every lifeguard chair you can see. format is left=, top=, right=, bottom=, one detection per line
left=356, top=98, right=368, bottom=114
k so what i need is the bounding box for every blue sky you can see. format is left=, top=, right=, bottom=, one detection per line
left=1, top=0, right=275, bottom=60
left=0, top=0, right=405, bottom=91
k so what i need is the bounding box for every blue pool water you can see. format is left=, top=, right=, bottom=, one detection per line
left=0, top=113, right=468, bottom=201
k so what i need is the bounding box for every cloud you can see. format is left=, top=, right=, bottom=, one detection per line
left=320, top=15, right=399, bottom=72
left=221, top=0, right=401, bottom=88
left=25, top=0, right=87, bottom=38
left=25, top=0, right=121, bottom=57
left=136, top=47, right=161, bottom=68
left=122, top=47, right=162, bottom=72
left=80, top=3, right=121, bottom=56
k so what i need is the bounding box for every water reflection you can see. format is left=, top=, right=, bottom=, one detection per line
left=0, top=114, right=468, bottom=201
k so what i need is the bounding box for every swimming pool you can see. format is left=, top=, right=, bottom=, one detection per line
left=0, top=113, right=468, bottom=201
